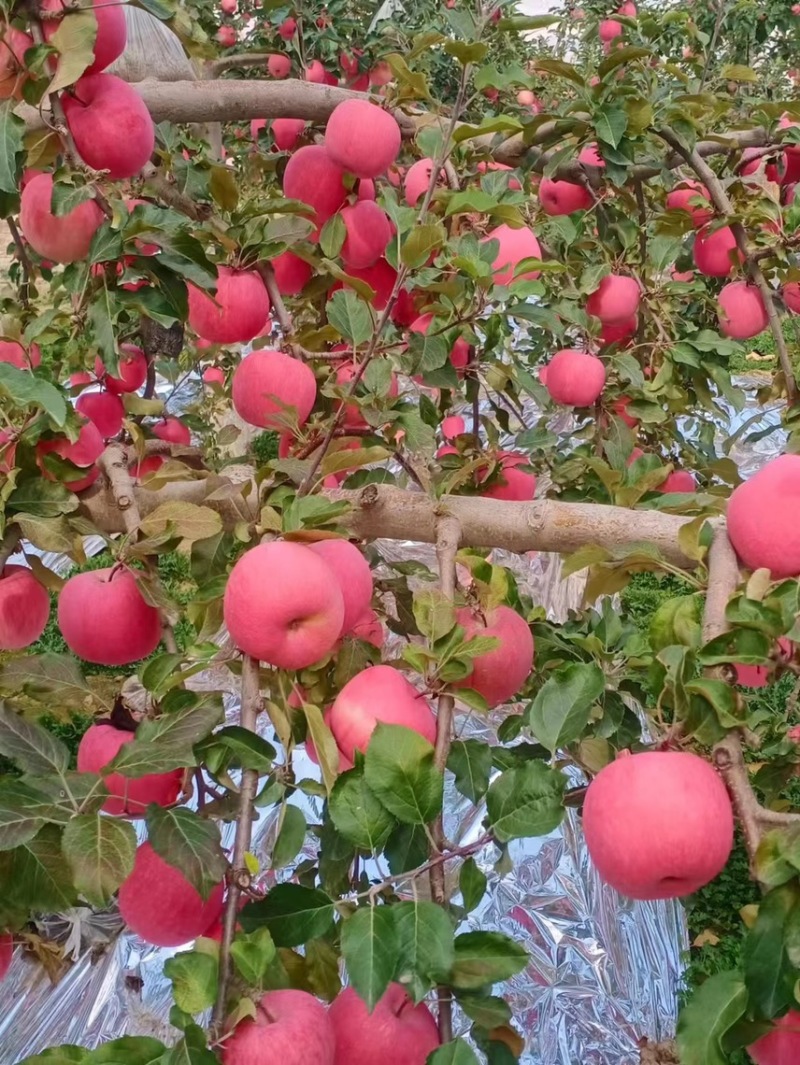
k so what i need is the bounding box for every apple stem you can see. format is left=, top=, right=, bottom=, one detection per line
left=212, top=653, right=263, bottom=1030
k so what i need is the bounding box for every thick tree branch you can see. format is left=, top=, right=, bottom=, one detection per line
left=98, top=443, right=140, bottom=537
left=213, top=653, right=262, bottom=1029
left=658, top=127, right=798, bottom=403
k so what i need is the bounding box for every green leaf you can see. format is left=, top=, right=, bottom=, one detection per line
left=6, top=478, right=77, bottom=517
left=676, top=971, right=747, bottom=1065
left=364, top=723, right=443, bottom=825
left=62, top=813, right=136, bottom=907
left=0, top=701, right=69, bottom=775
left=527, top=663, right=605, bottom=752
left=448, top=739, right=492, bottom=804
left=394, top=900, right=454, bottom=999
left=319, top=212, right=346, bottom=259
left=0, top=823, right=77, bottom=912
left=401, top=223, right=447, bottom=268
left=0, top=779, right=66, bottom=850
left=47, top=9, right=97, bottom=92
left=341, top=905, right=399, bottom=1010
left=88, top=289, right=116, bottom=365
left=88, top=223, right=124, bottom=266
left=413, top=588, right=457, bottom=642
left=456, top=993, right=511, bottom=1029
left=428, top=1040, right=481, bottom=1065
left=272, top=804, right=307, bottom=869
left=385, top=821, right=429, bottom=875
left=239, top=884, right=336, bottom=947
left=160, top=1025, right=217, bottom=1065
left=0, top=101, right=24, bottom=195
left=0, top=654, right=103, bottom=713
left=146, top=806, right=228, bottom=901
left=329, top=767, right=396, bottom=852
left=459, top=857, right=487, bottom=913
left=195, top=726, right=276, bottom=776
left=486, top=762, right=565, bottom=842
left=743, top=884, right=800, bottom=1017
left=0, top=363, right=68, bottom=426
left=301, top=702, right=339, bottom=796
left=140, top=502, right=223, bottom=545
left=449, top=930, right=528, bottom=991
left=15, top=1048, right=89, bottom=1065
left=111, top=699, right=223, bottom=777
left=164, top=950, right=218, bottom=1014
left=209, top=165, right=239, bottom=211
left=595, top=106, right=629, bottom=149
left=326, top=289, right=373, bottom=345
left=230, top=927, right=277, bottom=989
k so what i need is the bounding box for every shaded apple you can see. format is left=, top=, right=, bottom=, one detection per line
left=306, top=539, right=373, bottom=636
left=0, top=565, right=50, bottom=651
left=481, top=224, right=542, bottom=284
left=20, top=172, right=104, bottom=263
left=222, top=989, right=335, bottom=1065
left=328, top=665, right=436, bottom=761
left=539, top=177, right=592, bottom=215
left=188, top=266, right=270, bottom=345
left=152, top=417, right=191, bottom=446
left=77, top=722, right=184, bottom=816
left=329, top=985, right=439, bottom=1065
left=232, top=349, right=317, bottom=429
left=454, top=605, right=534, bottom=707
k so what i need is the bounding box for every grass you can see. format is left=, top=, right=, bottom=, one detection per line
left=727, top=325, right=800, bottom=375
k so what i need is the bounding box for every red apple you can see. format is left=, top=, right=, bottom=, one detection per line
left=267, top=53, right=291, bottom=78
left=478, top=451, right=537, bottom=501
left=784, top=282, right=800, bottom=313
left=693, top=225, right=742, bottom=277
left=340, top=201, right=394, bottom=269
left=665, top=180, right=713, bottom=226
left=62, top=74, right=155, bottom=180
left=222, top=989, right=335, bottom=1065
left=454, top=605, right=534, bottom=707
left=36, top=418, right=104, bottom=492
left=718, top=281, right=768, bottom=339
left=119, top=842, right=224, bottom=947
left=223, top=541, right=344, bottom=669
left=583, top=751, right=734, bottom=899
left=58, top=566, right=162, bottom=665
left=232, top=349, right=316, bottom=430
left=272, top=118, right=305, bottom=151
left=278, top=17, right=297, bottom=39
left=203, top=366, right=225, bottom=387
left=404, top=157, right=442, bottom=206
left=0, top=339, right=41, bottom=370
left=0, top=565, right=50, bottom=650
left=585, top=274, right=640, bottom=324
left=329, top=984, right=439, bottom=1065
left=328, top=665, right=436, bottom=761
left=217, top=24, right=236, bottom=46
left=544, top=349, right=606, bottom=406
left=325, top=99, right=401, bottom=179
left=75, top=389, right=125, bottom=439
left=95, top=344, right=148, bottom=394
left=727, top=455, right=800, bottom=579
left=734, top=637, right=793, bottom=688
left=304, top=59, right=326, bottom=84
left=271, top=251, right=312, bottom=296
left=659, top=469, right=696, bottom=493
left=350, top=608, right=385, bottom=648
left=539, top=177, right=592, bottom=215
left=19, top=172, right=104, bottom=263
left=152, top=417, right=191, bottom=445
left=0, top=24, right=32, bottom=100
left=77, top=723, right=183, bottom=816
left=306, top=539, right=373, bottom=636
left=283, top=145, right=348, bottom=231
left=0, top=933, right=12, bottom=982
left=188, top=266, right=270, bottom=345
left=599, top=18, right=623, bottom=42
left=441, top=414, right=465, bottom=440
left=482, top=224, right=542, bottom=284
left=748, top=1009, right=800, bottom=1065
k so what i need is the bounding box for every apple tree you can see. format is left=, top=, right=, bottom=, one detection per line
left=0, top=1, right=799, bottom=1063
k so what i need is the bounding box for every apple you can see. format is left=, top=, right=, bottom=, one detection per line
left=41, top=0, right=126, bottom=75
left=476, top=161, right=523, bottom=190
left=482, top=224, right=542, bottom=284
left=404, top=157, right=442, bottom=206
left=118, top=842, right=224, bottom=947
left=19, top=172, right=104, bottom=263
left=599, top=18, right=623, bottom=42
left=340, top=201, right=394, bottom=269
left=328, top=665, right=436, bottom=761
left=370, top=61, right=393, bottom=86
left=693, top=225, right=742, bottom=277
left=600, top=317, right=638, bottom=346
left=272, top=118, right=305, bottom=151
left=75, top=389, right=125, bottom=439
left=478, top=451, right=537, bottom=502
left=188, top=266, right=270, bottom=345
left=221, top=0, right=237, bottom=12
left=727, top=455, right=800, bottom=579
left=203, top=366, right=225, bottom=387
left=539, top=177, right=592, bottom=215
left=585, top=274, right=641, bottom=324
left=350, top=608, right=385, bottom=647
left=0, top=565, right=50, bottom=651
left=267, top=53, right=291, bottom=78
left=62, top=74, right=155, bottom=180
left=357, top=178, right=376, bottom=201
left=583, top=750, right=734, bottom=899
left=130, top=455, right=164, bottom=481
left=659, top=469, right=696, bottom=493
left=784, top=282, right=800, bottom=313
left=718, top=281, right=768, bottom=339
left=0, top=24, right=32, bottom=100
left=217, top=25, right=236, bottom=46
left=223, top=541, right=344, bottom=669
left=0, top=933, right=12, bottom=982
left=578, top=143, right=604, bottom=167
left=441, top=414, right=465, bottom=440
left=283, top=145, right=348, bottom=231
left=304, top=59, right=327, bottom=84
left=278, top=17, right=297, bottom=39
left=58, top=566, right=162, bottom=665
left=232, top=349, right=316, bottom=430
left=36, top=418, right=104, bottom=492
left=77, top=723, right=184, bottom=816
left=306, top=539, right=373, bottom=636
left=665, top=180, right=713, bottom=226
left=748, top=1009, right=800, bottom=1065
left=611, top=396, right=638, bottom=428
left=95, top=344, right=148, bottom=394
left=0, top=339, right=41, bottom=369
left=544, top=349, right=606, bottom=407
left=454, top=605, right=534, bottom=707
left=739, top=146, right=782, bottom=184
left=222, top=989, right=335, bottom=1065
left=325, top=99, right=402, bottom=179
left=328, top=984, right=439, bottom=1065
left=271, top=251, right=312, bottom=295
left=734, top=637, right=793, bottom=688
left=152, top=417, right=191, bottom=445
left=618, top=1, right=636, bottom=15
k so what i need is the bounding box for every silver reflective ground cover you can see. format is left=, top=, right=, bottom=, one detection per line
left=0, top=376, right=782, bottom=1062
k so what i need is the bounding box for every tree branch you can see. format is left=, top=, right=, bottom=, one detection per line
left=213, top=653, right=262, bottom=1029
left=7, top=215, right=32, bottom=307
left=658, top=126, right=798, bottom=403
left=208, top=53, right=275, bottom=76
left=98, top=443, right=140, bottom=537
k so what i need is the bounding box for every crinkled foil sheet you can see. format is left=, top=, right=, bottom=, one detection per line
left=0, top=380, right=783, bottom=1063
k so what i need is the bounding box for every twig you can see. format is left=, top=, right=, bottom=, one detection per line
left=208, top=53, right=275, bottom=76
left=355, top=832, right=493, bottom=900
left=7, top=216, right=32, bottom=306
left=429, top=513, right=461, bottom=1044
left=255, top=260, right=296, bottom=349
left=634, top=179, right=648, bottom=265
left=393, top=450, right=425, bottom=490
left=0, top=525, right=20, bottom=570
left=699, top=0, right=728, bottom=93
left=212, top=654, right=262, bottom=1029
left=658, top=127, right=798, bottom=403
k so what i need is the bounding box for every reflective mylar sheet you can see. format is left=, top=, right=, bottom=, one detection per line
left=0, top=377, right=782, bottom=1063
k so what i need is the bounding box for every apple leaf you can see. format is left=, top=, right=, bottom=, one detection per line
left=743, top=884, right=800, bottom=1017
left=111, top=697, right=223, bottom=777
left=329, top=767, right=396, bottom=852
left=0, top=101, right=24, bottom=196
left=146, top=807, right=228, bottom=901
left=447, top=739, right=493, bottom=804
left=62, top=813, right=136, bottom=908
left=194, top=726, right=276, bottom=777
left=160, top=1025, right=218, bottom=1065
left=300, top=702, right=339, bottom=796
left=47, top=9, right=97, bottom=94
left=0, top=824, right=78, bottom=913
left=384, top=821, right=429, bottom=875
left=394, top=900, right=455, bottom=1000
left=364, top=723, right=443, bottom=825
left=428, top=1040, right=481, bottom=1065
left=676, top=970, right=747, bottom=1065
left=86, top=1037, right=166, bottom=1064
left=0, top=778, right=69, bottom=851
left=229, top=927, right=277, bottom=990
left=0, top=701, right=69, bottom=776
left=340, top=904, right=399, bottom=1010
left=326, top=289, right=373, bottom=345
left=526, top=662, right=606, bottom=752
left=239, top=884, right=336, bottom=947
left=165, top=950, right=219, bottom=1014
left=459, top=858, right=487, bottom=914
left=271, top=804, right=307, bottom=869
left=448, top=931, right=528, bottom=991
left=0, top=363, right=68, bottom=427
left=485, top=762, right=565, bottom=842
left=14, top=1047, right=89, bottom=1064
